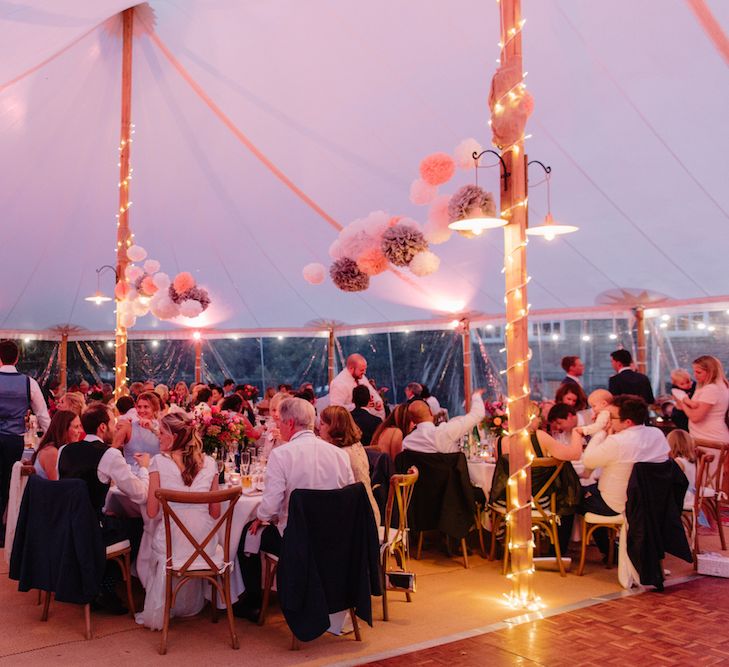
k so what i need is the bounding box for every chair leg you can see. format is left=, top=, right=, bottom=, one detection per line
left=381, top=559, right=389, bottom=621
left=717, top=504, right=727, bottom=550
left=222, top=573, right=239, bottom=650
left=40, top=591, right=51, bottom=621
left=36, top=589, right=42, bottom=605
left=416, top=532, right=423, bottom=560
left=211, top=585, right=218, bottom=623
left=502, top=518, right=510, bottom=575
left=84, top=603, right=92, bottom=640
left=158, top=574, right=173, bottom=655
left=577, top=518, right=588, bottom=576
left=474, top=511, right=486, bottom=558
left=122, top=551, right=135, bottom=616
left=552, top=522, right=566, bottom=577
left=258, top=557, right=276, bottom=626
left=461, top=538, right=469, bottom=569
left=350, top=608, right=362, bottom=641
left=489, top=511, right=499, bottom=561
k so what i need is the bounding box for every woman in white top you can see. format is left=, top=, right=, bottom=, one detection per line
left=678, top=355, right=729, bottom=444
left=136, top=412, right=220, bottom=631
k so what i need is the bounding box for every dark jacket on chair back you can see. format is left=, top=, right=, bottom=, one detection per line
left=277, top=482, right=382, bottom=642
left=58, top=440, right=110, bottom=516
left=9, top=476, right=105, bottom=604
left=626, top=459, right=692, bottom=590
left=394, top=450, right=475, bottom=540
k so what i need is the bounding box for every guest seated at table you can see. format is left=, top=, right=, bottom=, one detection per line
left=320, top=405, right=380, bottom=526
left=154, top=384, right=170, bottom=414
left=402, top=390, right=485, bottom=454
left=555, top=382, right=588, bottom=412
left=349, top=385, right=382, bottom=447
left=420, top=384, right=442, bottom=418
left=30, top=409, right=82, bottom=480
left=235, top=397, right=353, bottom=621
left=404, top=382, right=423, bottom=402
left=577, top=395, right=669, bottom=559
left=258, top=391, right=289, bottom=458
left=129, top=381, right=145, bottom=401
left=58, top=404, right=150, bottom=614
left=547, top=403, right=579, bottom=444
left=172, top=381, right=190, bottom=409
left=220, top=393, right=262, bottom=441
left=114, top=391, right=161, bottom=470
left=257, top=386, right=276, bottom=415
left=370, top=403, right=413, bottom=461
left=136, top=412, right=220, bottom=630
left=57, top=390, right=85, bottom=417
left=490, top=411, right=583, bottom=554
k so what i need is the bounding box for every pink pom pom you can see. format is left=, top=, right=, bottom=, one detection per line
left=140, top=276, right=158, bottom=296
left=409, top=250, right=441, bottom=277
left=150, top=294, right=179, bottom=320
left=173, top=271, right=196, bottom=294
left=356, top=247, right=389, bottom=276
left=143, top=259, right=160, bottom=274
left=419, top=152, right=456, bottom=186
left=120, top=312, right=136, bottom=329
left=424, top=223, right=452, bottom=245
left=132, top=299, right=150, bottom=317
left=179, top=299, right=203, bottom=318
left=126, top=245, right=147, bottom=262
left=398, top=217, right=422, bottom=232
left=302, top=263, right=326, bottom=285
left=388, top=215, right=402, bottom=228
left=454, top=138, right=483, bottom=170
left=409, top=179, right=438, bottom=206
left=424, top=194, right=453, bottom=245
left=328, top=239, right=345, bottom=260
left=153, top=272, right=170, bottom=290
left=125, top=265, right=143, bottom=282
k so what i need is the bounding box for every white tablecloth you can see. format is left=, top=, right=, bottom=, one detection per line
left=467, top=460, right=496, bottom=494
left=4, top=461, right=27, bottom=564
left=221, top=489, right=263, bottom=604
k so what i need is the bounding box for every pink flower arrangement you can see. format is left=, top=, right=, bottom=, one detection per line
left=481, top=400, right=508, bottom=436
left=193, top=405, right=248, bottom=455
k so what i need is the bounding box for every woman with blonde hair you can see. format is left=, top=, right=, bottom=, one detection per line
left=259, top=391, right=290, bottom=458
left=136, top=412, right=220, bottom=630
left=114, top=391, right=162, bottom=468
left=667, top=429, right=697, bottom=507
left=57, top=391, right=85, bottom=417
left=677, top=355, right=729, bottom=444
left=319, top=405, right=380, bottom=526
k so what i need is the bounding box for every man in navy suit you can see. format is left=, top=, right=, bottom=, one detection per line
left=608, top=349, right=655, bottom=405
left=560, top=356, right=584, bottom=386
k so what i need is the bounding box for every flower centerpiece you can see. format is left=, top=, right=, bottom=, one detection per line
left=192, top=404, right=248, bottom=457
left=481, top=399, right=508, bottom=438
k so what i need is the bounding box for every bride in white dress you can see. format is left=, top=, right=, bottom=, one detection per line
left=136, top=413, right=220, bottom=630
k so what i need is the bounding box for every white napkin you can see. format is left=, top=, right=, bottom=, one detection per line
left=243, top=527, right=263, bottom=555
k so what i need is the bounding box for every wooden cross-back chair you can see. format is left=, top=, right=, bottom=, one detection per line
left=693, top=440, right=729, bottom=551
left=682, top=450, right=714, bottom=564
left=381, top=466, right=418, bottom=621
left=490, top=457, right=567, bottom=578
left=155, top=486, right=241, bottom=655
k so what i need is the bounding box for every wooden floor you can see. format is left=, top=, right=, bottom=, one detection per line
left=365, top=576, right=729, bottom=666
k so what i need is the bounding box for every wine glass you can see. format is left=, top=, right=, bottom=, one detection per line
left=240, top=451, right=251, bottom=475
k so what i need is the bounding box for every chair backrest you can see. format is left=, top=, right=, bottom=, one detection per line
left=383, top=467, right=419, bottom=545
left=694, top=439, right=729, bottom=498
left=694, top=450, right=715, bottom=510
left=530, top=457, right=564, bottom=509
left=156, top=486, right=241, bottom=575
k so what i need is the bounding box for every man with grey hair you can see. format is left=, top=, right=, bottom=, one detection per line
left=404, top=382, right=423, bottom=403
left=235, top=397, right=354, bottom=620
left=329, top=353, right=385, bottom=419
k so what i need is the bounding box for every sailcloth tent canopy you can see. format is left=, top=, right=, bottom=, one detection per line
left=2, top=1, right=728, bottom=335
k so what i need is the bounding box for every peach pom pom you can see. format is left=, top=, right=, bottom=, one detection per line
left=356, top=247, right=389, bottom=276
left=143, top=259, right=160, bottom=274
left=140, top=276, right=158, bottom=296
left=409, top=250, right=440, bottom=277
left=409, top=179, right=438, bottom=206
left=153, top=272, right=170, bottom=290
left=302, top=263, right=326, bottom=285
left=388, top=215, right=402, bottom=228
left=173, top=271, right=196, bottom=294
left=424, top=194, right=453, bottom=245
left=454, top=138, right=483, bottom=170
left=419, top=152, right=456, bottom=186
left=126, top=245, right=147, bottom=262
left=120, top=312, right=136, bottom=329
left=125, top=265, right=143, bottom=282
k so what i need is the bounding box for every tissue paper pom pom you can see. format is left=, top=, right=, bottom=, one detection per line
left=328, top=239, right=345, bottom=260
left=143, top=259, right=160, bottom=274
left=140, top=276, right=158, bottom=296
left=381, top=224, right=428, bottom=267
left=454, top=138, right=483, bottom=170
left=168, top=284, right=211, bottom=311
left=448, top=184, right=496, bottom=223
left=152, top=272, right=170, bottom=290
left=120, top=312, right=136, bottom=329
left=409, top=179, right=438, bottom=206
left=356, top=247, right=389, bottom=276
left=419, top=152, right=456, bottom=186
left=424, top=222, right=453, bottom=245
left=397, top=217, right=422, bottom=232
left=125, top=265, right=144, bottom=282
left=330, top=258, right=370, bottom=292
left=363, top=210, right=392, bottom=238
left=114, top=282, right=129, bottom=300
left=388, top=215, right=402, bottom=227
left=424, top=194, right=453, bottom=244
left=126, top=245, right=147, bottom=262
left=179, top=299, right=204, bottom=318
left=409, top=250, right=441, bottom=277
left=132, top=299, right=150, bottom=317
left=173, top=271, right=196, bottom=294
left=302, top=263, right=327, bottom=285
left=150, top=294, right=179, bottom=320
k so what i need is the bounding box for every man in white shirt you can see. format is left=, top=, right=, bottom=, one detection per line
left=578, top=395, right=669, bottom=557
left=237, top=397, right=354, bottom=619
left=402, top=390, right=485, bottom=454
left=329, top=353, right=385, bottom=419
left=0, top=339, right=51, bottom=544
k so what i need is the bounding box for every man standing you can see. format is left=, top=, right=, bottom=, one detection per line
left=329, top=353, right=384, bottom=419
left=608, top=350, right=654, bottom=405
left=402, top=390, right=485, bottom=454
left=560, top=356, right=584, bottom=386
left=578, top=395, right=668, bottom=557
left=223, top=378, right=236, bottom=397
left=350, top=385, right=382, bottom=446
left=236, top=398, right=354, bottom=619
left=0, top=340, right=51, bottom=544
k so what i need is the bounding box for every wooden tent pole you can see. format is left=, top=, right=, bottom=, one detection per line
left=114, top=7, right=134, bottom=398
left=462, top=319, right=472, bottom=411
left=634, top=307, right=647, bottom=374
left=499, top=0, right=535, bottom=605
left=194, top=338, right=203, bottom=384
left=59, top=332, right=68, bottom=393
left=328, top=329, right=336, bottom=386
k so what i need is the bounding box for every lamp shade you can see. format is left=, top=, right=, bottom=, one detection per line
left=525, top=213, right=578, bottom=241
left=84, top=290, right=112, bottom=305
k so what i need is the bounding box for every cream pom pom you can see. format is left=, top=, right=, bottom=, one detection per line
left=328, top=239, right=345, bottom=260
left=120, top=312, right=136, bottom=329
left=302, top=263, right=326, bottom=285
left=409, top=250, right=441, bottom=276
left=125, top=265, right=143, bottom=282
left=143, top=259, right=160, bottom=274
left=454, top=138, right=483, bottom=170
left=409, top=179, right=438, bottom=206
left=179, top=299, right=203, bottom=318
left=152, top=272, right=170, bottom=290
left=150, top=294, right=179, bottom=320
left=126, top=245, right=147, bottom=262
left=132, top=299, right=150, bottom=317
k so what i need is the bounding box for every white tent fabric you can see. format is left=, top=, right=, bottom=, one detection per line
left=2, top=1, right=728, bottom=334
